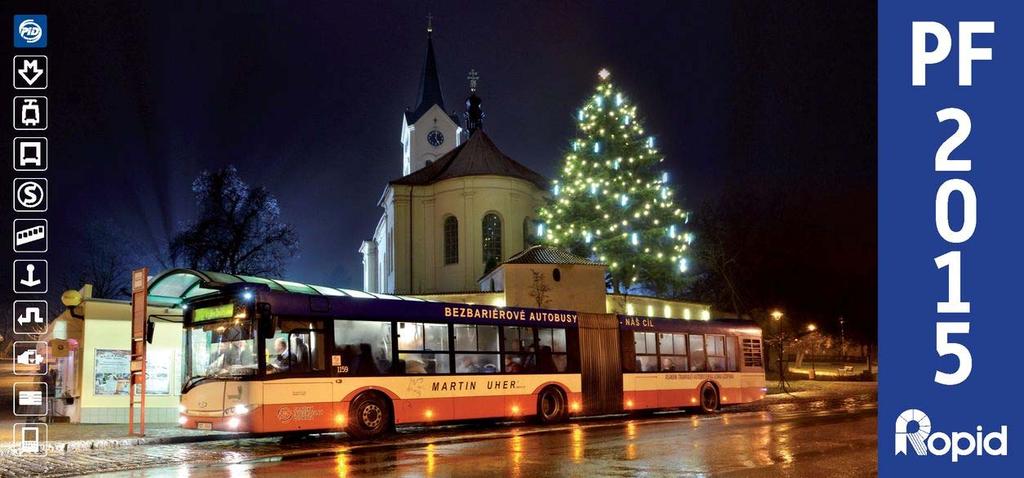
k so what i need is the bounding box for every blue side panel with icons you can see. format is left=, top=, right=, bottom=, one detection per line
left=879, top=1, right=1023, bottom=474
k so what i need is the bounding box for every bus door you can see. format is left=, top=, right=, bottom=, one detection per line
left=262, top=319, right=332, bottom=432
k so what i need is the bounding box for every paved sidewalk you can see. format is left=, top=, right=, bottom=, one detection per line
left=0, top=420, right=249, bottom=457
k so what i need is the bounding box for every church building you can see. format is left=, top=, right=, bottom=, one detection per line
left=360, top=25, right=548, bottom=294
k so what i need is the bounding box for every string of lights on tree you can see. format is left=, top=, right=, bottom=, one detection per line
left=538, top=69, right=692, bottom=291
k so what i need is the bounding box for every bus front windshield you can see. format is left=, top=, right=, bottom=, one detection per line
left=187, top=320, right=258, bottom=382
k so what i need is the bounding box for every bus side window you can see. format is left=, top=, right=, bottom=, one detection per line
left=706, top=334, right=727, bottom=372
left=537, top=328, right=569, bottom=373
left=265, top=319, right=325, bottom=375
left=658, top=333, right=688, bottom=372
left=502, top=326, right=534, bottom=373
left=397, top=322, right=450, bottom=374
left=454, top=324, right=500, bottom=374
left=620, top=330, right=636, bottom=372
left=634, top=331, right=658, bottom=372
left=742, top=338, right=764, bottom=369
left=725, top=336, right=739, bottom=372
left=689, top=335, right=707, bottom=372
left=333, top=320, right=392, bottom=376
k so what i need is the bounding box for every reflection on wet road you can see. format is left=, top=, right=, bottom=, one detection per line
left=105, top=392, right=876, bottom=478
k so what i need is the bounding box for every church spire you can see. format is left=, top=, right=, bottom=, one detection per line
left=408, top=14, right=446, bottom=123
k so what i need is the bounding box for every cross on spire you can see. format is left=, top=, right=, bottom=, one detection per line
left=468, top=69, right=479, bottom=92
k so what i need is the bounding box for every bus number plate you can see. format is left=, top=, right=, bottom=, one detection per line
left=198, top=422, right=212, bottom=430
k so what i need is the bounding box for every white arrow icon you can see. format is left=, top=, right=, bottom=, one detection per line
left=19, top=264, right=41, bottom=287
left=18, top=60, right=43, bottom=86
left=17, top=307, right=42, bottom=325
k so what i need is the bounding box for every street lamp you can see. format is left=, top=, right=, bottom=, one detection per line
left=769, top=309, right=787, bottom=391
left=839, top=316, right=846, bottom=363
left=805, top=323, right=818, bottom=378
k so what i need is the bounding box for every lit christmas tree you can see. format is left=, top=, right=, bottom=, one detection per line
left=538, top=69, right=692, bottom=293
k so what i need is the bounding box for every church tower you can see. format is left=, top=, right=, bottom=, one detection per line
left=362, top=19, right=547, bottom=295
left=401, top=19, right=462, bottom=175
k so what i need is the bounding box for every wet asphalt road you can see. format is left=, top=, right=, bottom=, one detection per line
left=97, top=389, right=877, bottom=478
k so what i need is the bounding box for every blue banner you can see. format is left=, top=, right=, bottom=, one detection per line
left=880, top=1, right=1022, bottom=473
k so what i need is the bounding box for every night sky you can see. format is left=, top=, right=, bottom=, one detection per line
left=3, top=2, right=876, bottom=335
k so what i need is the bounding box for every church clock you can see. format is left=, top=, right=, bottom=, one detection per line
left=427, top=129, right=445, bottom=148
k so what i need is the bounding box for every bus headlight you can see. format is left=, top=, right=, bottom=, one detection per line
left=227, top=417, right=241, bottom=429
left=178, top=415, right=188, bottom=425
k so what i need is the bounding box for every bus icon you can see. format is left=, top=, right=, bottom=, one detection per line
left=13, top=137, right=47, bottom=171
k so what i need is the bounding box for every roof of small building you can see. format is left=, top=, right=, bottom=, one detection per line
left=503, top=245, right=604, bottom=266
left=390, top=130, right=548, bottom=189
left=147, top=268, right=435, bottom=307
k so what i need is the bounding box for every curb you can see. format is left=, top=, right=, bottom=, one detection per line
left=0, top=431, right=258, bottom=457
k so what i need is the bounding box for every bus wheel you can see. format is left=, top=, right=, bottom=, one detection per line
left=537, top=387, right=568, bottom=424
left=347, top=393, right=391, bottom=439
left=698, top=382, right=719, bottom=413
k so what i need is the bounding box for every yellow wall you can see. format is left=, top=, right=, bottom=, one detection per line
left=499, top=264, right=607, bottom=314
left=606, top=294, right=712, bottom=320
left=387, top=176, right=547, bottom=294
left=75, top=299, right=183, bottom=423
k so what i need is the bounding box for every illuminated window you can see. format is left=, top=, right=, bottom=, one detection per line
left=706, top=334, right=727, bottom=371
left=397, top=322, right=450, bottom=374
left=742, top=338, right=764, bottom=368
left=689, top=335, right=706, bottom=372
left=265, top=319, right=325, bottom=375
left=633, top=331, right=658, bottom=372
left=454, top=324, right=499, bottom=374
left=502, top=326, right=573, bottom=373
left=482, top=213, right=502, bottom=272
left=443, top=216, right=459, bottom=264
left=657, top=333, right=688, bottom=371
left=333, top=320, right=392, bottom=376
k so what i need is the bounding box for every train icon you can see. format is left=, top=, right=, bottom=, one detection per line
left=13, top=219, right=47, bottom=253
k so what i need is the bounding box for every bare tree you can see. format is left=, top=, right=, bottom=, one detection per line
left=169, top=166, right=299, bottom=277
left=528, top=269, right=552, bottom=308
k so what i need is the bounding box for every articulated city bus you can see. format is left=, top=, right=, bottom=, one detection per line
left=177, top=281, right=765, bottom=438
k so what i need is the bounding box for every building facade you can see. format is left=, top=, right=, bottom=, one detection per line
left=413, top=245, right=713, bottom=321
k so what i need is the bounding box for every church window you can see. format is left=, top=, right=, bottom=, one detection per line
left=523, top=217, right=533, bottom=248
left=443, top=216, right=459, bottom=265
left=482, top=213, right=502, bottom=272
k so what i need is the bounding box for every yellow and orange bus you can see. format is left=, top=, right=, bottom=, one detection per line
left=177, top=279, right=765, bottom=438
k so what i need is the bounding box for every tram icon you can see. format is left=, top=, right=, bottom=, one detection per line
left=13, top=96, right=47, bottom=130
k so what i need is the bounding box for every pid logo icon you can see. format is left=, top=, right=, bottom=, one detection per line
left=13, top=15, right=46, bottom=48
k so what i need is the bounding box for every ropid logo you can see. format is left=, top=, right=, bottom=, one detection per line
left=895, top=409, right=1008, bottom=462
